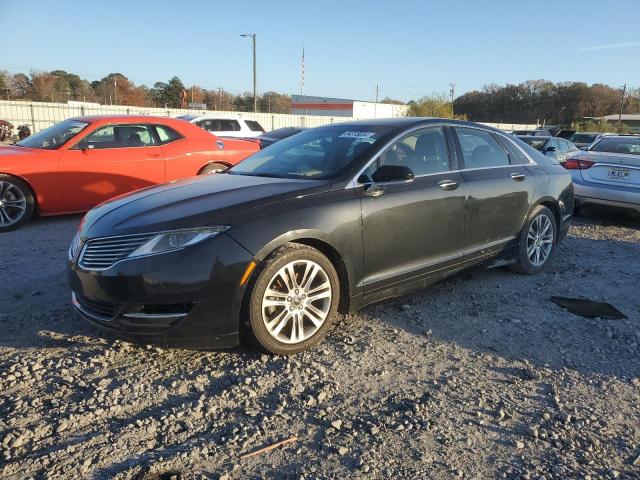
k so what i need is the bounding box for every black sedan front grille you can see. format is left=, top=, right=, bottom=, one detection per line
left=79, top=233, right=155, bottom=270
left=74, top=293, right=119, bottom=320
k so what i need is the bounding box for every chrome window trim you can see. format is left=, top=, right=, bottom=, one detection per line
left=346, top=123, right=452, bottom=189
left=493, top=131, right=538, bottom=165
left=346, top=123, right=537, bottom=189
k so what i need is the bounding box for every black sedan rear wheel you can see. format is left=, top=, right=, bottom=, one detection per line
left=248, top=244, right=340, bottom=354
left=511, top=205, right=557, bottom=274
left=0, top=175, right=35, bottom=232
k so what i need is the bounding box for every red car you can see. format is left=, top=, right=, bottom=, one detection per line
left=0, top=116, right=260, bottom=231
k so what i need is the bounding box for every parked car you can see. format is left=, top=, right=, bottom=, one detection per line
left=68, top=118, right=573, bottom=354
left=513, top=129, right=551, bottom=137
left=256, top=127, right=308, bottom=148
left=564, top=134, right=640, bottom=215
left=568, top=132, right=602, bottom=150
left=517, top=135, right=580, bottom=164
left=177, top=115, right=265, bottom=138
left=0, top=116, right=259, bottom=231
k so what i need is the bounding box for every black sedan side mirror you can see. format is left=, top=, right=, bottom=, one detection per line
left=372, top=165, right=415, bottom=183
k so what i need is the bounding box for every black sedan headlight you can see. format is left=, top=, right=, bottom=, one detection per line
left=128, top=227, right=229, bottom=258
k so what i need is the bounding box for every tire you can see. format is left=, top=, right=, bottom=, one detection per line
left=199, top=162, right=229, bottom=175
left=248, top=244, right=340, bottom=355
left=510, top=205, right=557, bottom=274
left=0, top=174, right=35, bottom=232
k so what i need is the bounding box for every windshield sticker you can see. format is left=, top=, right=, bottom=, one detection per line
left=339, top=131, right=375, bottom=139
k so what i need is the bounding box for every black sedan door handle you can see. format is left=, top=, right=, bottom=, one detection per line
left=437, top=179, right=459, bottom=191
left=510, top=173, right=526, bottom=181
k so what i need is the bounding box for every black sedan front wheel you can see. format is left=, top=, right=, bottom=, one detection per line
left=248, top=244, right=340, bottom=354
left=511, top=205, right=557, bottom=274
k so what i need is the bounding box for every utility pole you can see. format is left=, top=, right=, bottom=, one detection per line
left=374, top=85, right=379, bottom=118
left=449, top=82, right=456, bottom=117
left=300, top=44, right=305, bottom=96
left=114, top=75, right=118, bottom=106
left=617, top=83, right=627, bottom=133
left=241, top=33, right=257, bottom=112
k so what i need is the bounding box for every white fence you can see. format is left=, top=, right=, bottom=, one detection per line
left=0, top=100, right=351, bottom=133
left=0, top=100, right=538, bottom=133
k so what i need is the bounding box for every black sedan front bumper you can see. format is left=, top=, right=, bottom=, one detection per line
left=68, top=233, right=255, bottom=349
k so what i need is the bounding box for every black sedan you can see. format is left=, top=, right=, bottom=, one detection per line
left=68, top=118, right=573, bottom=354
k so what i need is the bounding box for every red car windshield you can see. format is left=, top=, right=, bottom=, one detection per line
left=16, top=119, right=89, bottom=150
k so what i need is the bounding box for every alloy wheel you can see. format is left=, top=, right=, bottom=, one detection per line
left=261, top=259, right=332, bottom=344
left=527, top=214, right=554, bottom=267
left=0, top=180, right=27, bottom=227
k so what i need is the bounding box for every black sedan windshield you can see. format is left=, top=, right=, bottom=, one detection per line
left=16, top=119, right=89, bottom=150
left=231, top=125, right=398, bottom=179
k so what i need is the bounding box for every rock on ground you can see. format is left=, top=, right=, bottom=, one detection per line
left=1, top=208, right=639, bottom=479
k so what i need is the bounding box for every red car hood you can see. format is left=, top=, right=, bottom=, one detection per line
left=0, top=145, right=45, bottom=162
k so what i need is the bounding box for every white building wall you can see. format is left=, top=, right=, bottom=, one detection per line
left=352, top=101, right=409, bottom=119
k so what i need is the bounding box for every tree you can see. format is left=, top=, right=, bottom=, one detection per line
left=259, top=91, right=291, bottom=114
left=407, top=94, right=465, bottom=119
left=9, top=73, right=32, bottom=99
left=92, top=73, right=148, bottom=105
left=0, top=71, right=7, bottom=95
left=381, top=97, right=405, bottom=105
left=572, top=118, right=631, bottom=134
left=453, top=80, right=636, bottom=125
left=31, top=71, right=57, bottom=102
left=151, top=76, right=186, bottom=108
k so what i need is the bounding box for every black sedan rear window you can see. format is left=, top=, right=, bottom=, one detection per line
left=589, top=137, right=640, bottom=155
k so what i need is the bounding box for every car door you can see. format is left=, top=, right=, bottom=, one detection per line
left=452, top=127, right=534, bottom=255
left=359, top=126, right=466, bottom=295
left=60, top=123, right=166, bottom=211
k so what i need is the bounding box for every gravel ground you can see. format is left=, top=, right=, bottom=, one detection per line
left=1, top=207, right=639, bottom=479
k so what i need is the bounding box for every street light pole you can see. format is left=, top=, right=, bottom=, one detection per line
left=241, top=33, right=257, bottom=112
left=617, top=83, right=627, bottom=133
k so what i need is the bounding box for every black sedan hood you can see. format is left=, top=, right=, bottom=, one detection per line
left=80, top=173, right=331, bottom=239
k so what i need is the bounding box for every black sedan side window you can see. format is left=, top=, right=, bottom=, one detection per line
left=455, top=128, right=510, bottom=169
left=364, top=127, right=450, bottom=179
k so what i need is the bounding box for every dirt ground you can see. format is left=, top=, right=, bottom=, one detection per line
left=1, top=207, right=639, bottom=479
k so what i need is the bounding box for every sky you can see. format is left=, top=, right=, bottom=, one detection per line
left=1, top=0, right=639, bottom=102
